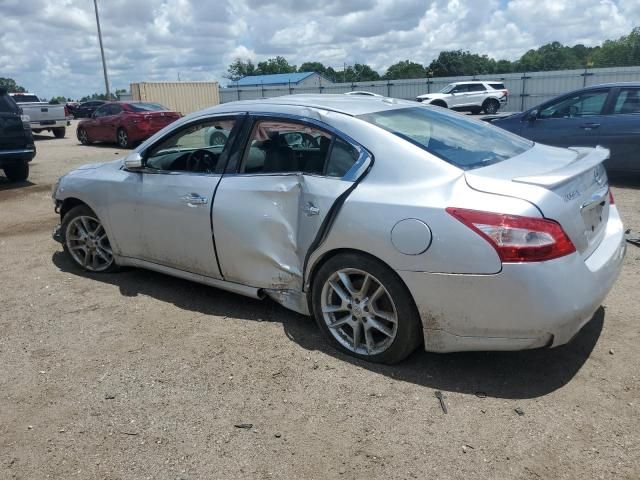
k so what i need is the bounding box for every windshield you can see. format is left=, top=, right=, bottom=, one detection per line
left=358, top=106, right=533, bottom=170
left=439, top=84, right=456, bottom=94
left=127, top=102, right=167, bottom=112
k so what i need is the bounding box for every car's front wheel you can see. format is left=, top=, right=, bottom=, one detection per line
left=483, top=98, right=500, bottom=114
left=77, top=127, right=91, bottom=145
left=62, top=205, right=119, bottom=272
left=312, top=253, right=422, bottom=364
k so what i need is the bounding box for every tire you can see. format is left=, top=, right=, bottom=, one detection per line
left=483, top=98, right=500, bottom=114
left=311, top=252, right=422, bottom=364
left=116, top=128, right=130, bottom=148
left=77, top=127, right=91, bottom=145
left=3, top=162, right=29, bottom=182
left=53, top=127, right=66, bottom=138
left=61, top=205, right=119, bottom=273
left=430, top=100, right=447, bottom=108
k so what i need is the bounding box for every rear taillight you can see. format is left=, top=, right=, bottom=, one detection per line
left=446, top=208, right=576, bottom=262
left=608, top=189, right=615, bottom=205
left=64, top=105, right=69, bottom=117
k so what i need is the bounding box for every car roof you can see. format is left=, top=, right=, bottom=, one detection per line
left=205, top=94, right=420, bottom=116
left=583, top=82, right=640, bottom=89
left=449, top=81, right=502, bottom=85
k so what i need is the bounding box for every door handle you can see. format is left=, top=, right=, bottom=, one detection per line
left=580, top=123, right=601, bottom=130
left=302, top=202, right=320, bottom=216
left=181, top=193, right=208, bottom=206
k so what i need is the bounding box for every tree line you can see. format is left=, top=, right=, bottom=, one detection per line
left=226, top=27, right=640, bottom=82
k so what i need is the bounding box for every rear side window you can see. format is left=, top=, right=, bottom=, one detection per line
left=0, top=94, right=19, bottom=114
left=326, top=137, right=359, bottom=177
left=613, top=88, right=640, bottom=114
left=358, top=106, right=533, bottom=170
left=488, top=83, right=505, bottom=90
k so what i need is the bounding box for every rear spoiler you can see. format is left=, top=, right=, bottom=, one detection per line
left=513, top=146, right=609, bottom=188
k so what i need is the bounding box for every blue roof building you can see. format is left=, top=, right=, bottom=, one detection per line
left=230, top=72, right=331, bottom=88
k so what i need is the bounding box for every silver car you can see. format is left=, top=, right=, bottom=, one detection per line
left=52, top=95, right=625, bottom=364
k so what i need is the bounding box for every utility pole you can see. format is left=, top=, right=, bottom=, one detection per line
left=93, top=0, right=110, bottom=99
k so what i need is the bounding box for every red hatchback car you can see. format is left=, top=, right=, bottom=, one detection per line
left=77, top=102, right=181, bottom=148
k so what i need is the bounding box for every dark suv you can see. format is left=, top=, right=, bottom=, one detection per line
left=0, top=88, right=36, bottom=182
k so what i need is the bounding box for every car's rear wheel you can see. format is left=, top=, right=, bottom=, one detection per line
left=312, top=253, right=422, bottom=364
left=483, top=98, right=500, bottom=114
left=77, top=127, right=91, bottom=145
left=62, top=205, right=119, bottom=273
left=53, top=127, right=66, bottom=138
left=117, top=128, right=130, bottom=148
left=3, top=162, right=29, bottom=182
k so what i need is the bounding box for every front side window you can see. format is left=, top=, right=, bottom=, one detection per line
left=358, top=106, right=533, bottom=170
left=539, top=90, right=608, bottom=119
left=452, top=84, right=469, bottom=93
left=440, top=84, right=456, bottom=94
left=93, top=105, right=110, bottom=118
left=145, top=118, right=236, bottom=173
left=613, top=88, right=640, bottom=114
left=241, top=120, right=334, bottom=175
left=467, top=84, right=486, bottom=92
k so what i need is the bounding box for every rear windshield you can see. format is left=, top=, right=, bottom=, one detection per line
left=11, top=94, right=40, bottom=103
left=358, top=106, right=533, bottom=170
left=127, top=102, right=167, bottom=112
left=0, top=94, right=20, bottom=114
left=488, top=83, right=506, bottom=90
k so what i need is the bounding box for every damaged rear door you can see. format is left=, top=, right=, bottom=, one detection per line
left=212, top=115, right=371, bottom=297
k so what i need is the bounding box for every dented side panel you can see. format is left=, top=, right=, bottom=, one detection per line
left=213, top=173, right=351, bottom=290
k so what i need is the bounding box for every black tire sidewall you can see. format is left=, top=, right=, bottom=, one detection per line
left=3, top=162, right=29, bottom=182
left=311, top=253, right=422, bottom=364
left=483, top=99, right=499, bottom=114
left=117, top=129, right=129, bottom=148
left=61, top=204, right=119, bottom=273
left=53, top=127, right=66, bottom=138
left=78, top=128, right=90, bottom=145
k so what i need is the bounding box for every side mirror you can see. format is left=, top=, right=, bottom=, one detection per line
left=526, top=109, right=538, bottom=122
left=124, top=152, right=143, bottom=170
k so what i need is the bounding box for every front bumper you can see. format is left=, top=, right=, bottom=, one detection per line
left=399, top=207, right=626, bottom=353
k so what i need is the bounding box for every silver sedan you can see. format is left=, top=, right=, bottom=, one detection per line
left=52, top=95, right=626, bottom=364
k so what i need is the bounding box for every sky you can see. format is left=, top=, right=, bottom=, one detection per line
left=1, top=0, right=639, bottom=100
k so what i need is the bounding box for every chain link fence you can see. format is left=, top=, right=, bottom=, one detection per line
left=219, top=66, right=640, bottom=111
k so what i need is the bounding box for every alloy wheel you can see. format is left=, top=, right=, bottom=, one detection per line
left=117, top=129, right=129, bottom=148
left=320, top=268, right=399, bottom=356
left=65, top=215, right=114, bottom=272
left=78, top=128, right=89, bottom=144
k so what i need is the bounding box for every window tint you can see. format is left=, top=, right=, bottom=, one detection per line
left=613, top=88, right=640, bottom=114
left=241, top=120, right=332, bottom=175
left=467, top=84, right=486, bottom=92
left=359, top=106, right=533, bottom=170
left=128, top=102, right=167, bottom=112
left=539, top=90, right=608, bottom=119
left=11, top=94, right=39, bottom=103
left=488, top=83, right=505, bottom=90
left=93, top=105, right=110, bottom=118
left=146, top=119, right=236, bottom=173
left=452, top=84, right=469, bottom=93
left=106, top=104, right=122, bottom=115
left=326, top=137, right=359, bottom=177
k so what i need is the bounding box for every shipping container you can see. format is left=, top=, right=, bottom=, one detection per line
left=130, top=81, right=220, bottom=115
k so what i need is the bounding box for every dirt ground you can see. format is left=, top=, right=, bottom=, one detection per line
left=1, top=122, right=639, bottom=479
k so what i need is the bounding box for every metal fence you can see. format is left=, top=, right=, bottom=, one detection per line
left=219, top=66, right=640, bottom=111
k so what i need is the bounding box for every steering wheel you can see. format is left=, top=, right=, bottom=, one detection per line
left=185, top=149, right=216, bottom=173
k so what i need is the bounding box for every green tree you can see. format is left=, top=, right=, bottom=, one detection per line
left=49, top=96, right=69, bottom=104
left=428, top=50, right=497, bottom=76
left=343, top=63, right=381, bottom=82
left=299, top=61, right=328, bottom=74
left=383, top=60, right=426, bottom=79
left=256, top=56, right=297, bottom=75
left=225, top=58, right=257, bottom=81
left=0, top=77, right=27, bottom=93
left=592, top=27, right=640, bottom=67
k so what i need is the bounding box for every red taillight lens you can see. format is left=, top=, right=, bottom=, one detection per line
left=64, top=105, right=69, bottom=117
left=608, top=188, right=615, bottom=205
left=446, top=208, right=576, bottom=262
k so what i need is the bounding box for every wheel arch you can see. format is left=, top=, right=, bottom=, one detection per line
left=430, top=99, right=448, bottom=108
left=305, top=247, right=421, bottom=319
left=60, top=197, right=91, bottom=220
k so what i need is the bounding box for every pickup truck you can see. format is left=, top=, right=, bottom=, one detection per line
left=10, top=92, right=70, bottom=138
left=0, top=88, right=36, bottom=182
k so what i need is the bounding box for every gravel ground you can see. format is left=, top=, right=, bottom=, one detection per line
left=1, top=122, right=639, bottom=479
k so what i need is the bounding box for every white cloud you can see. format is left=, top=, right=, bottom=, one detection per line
left=1, top=0, right=636, bottom=99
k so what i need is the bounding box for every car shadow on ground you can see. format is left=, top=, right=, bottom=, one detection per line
left=52, top=251, right=604, bottom=400
left=0, top=179, right=36, bottom=192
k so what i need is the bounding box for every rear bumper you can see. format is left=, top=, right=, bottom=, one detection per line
left=127, top=125, right=169, bottom=142
left=30, top=119, right=69, bottom=129
left=399, top=206, right=626, bottom=353
left=0, top=148, right=36, bottom=165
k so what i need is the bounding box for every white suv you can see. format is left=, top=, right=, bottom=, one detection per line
left=416, top=81, right=508, bottom=114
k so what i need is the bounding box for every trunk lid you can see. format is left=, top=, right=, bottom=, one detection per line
left=465, top=143, right=610, bottom=258
left=141, top=111, right=180, bottom=128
